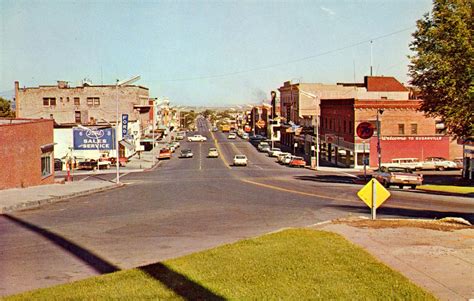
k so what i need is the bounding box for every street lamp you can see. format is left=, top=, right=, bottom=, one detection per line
left=376, top=109, right=384, bottom=170
left=115, top=75, right=141, bottom=184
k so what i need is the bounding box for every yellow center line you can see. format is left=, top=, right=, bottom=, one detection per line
left=210, top=131, right=231, bottom=169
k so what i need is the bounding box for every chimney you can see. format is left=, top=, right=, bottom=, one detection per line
left=14, top=81, right=19, bottom=118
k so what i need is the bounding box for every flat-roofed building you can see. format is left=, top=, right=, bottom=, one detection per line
left=0, top=118, right=55, bottom=190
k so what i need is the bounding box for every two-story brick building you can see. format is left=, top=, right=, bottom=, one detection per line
left=14, top=80, right=153, bottom=163
left=15, top=80, right=151, bottom=128
left=319, top=98, right=462, bottom=168
left=278, top=76, right=410, bottom=157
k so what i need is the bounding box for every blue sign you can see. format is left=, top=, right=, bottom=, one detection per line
left=122, top=114, right=129, bottom=137
left=73, top=127, right=115, bottom=150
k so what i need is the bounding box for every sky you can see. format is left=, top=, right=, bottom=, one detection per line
left=0, top=0, right=433, bottom=106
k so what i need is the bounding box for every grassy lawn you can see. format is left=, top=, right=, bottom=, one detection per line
left=6, top=229, right=435, bottom=300
left=417, top=184, right=474, bottom=195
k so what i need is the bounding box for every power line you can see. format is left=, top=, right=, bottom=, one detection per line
left=154, top=25, right=416, bottom=83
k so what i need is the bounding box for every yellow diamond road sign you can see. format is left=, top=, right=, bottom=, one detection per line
left=357, top=179, right=391, bottom=209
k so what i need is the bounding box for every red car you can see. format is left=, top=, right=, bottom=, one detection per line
left=158, top=148, right=172, bottom=160
left=289, top=156, right=306, bottom=168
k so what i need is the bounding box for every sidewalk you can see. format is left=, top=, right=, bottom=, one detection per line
left=315, top=218, right=474, bottom=301
left=1, top=150, right=159, bottom=214
left=0, top=181, right=118, bottom=213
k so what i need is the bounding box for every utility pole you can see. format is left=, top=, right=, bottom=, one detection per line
left=376, top=109, right=383, bottom=169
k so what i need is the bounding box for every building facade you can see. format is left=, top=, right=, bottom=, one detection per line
left=0, top=118, right=55, bottom=190
left=15, top=80, right=151, bottom=129
left=277, top=76, right=412, bottom=162
left=319, top=98, right=462, bottom=168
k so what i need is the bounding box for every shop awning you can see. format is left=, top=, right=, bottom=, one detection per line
left=120, top=140, right=135, bottom=150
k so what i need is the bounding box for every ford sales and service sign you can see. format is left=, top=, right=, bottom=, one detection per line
left=73, top=127, right=115, bottom=150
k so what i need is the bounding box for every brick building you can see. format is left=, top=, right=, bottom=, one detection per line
left=0, top=118, right=55, bottom=190
left=319, top=98, right=462, bottom=168
left=14, top=80, right=151, bottom=130
left=278, top=76, right=410, bottom=154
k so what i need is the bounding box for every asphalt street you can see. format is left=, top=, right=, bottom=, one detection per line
left=1, top=117, right=473, bottom=296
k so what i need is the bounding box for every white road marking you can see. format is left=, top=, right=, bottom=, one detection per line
left=199, top=143, right=202, bottom=170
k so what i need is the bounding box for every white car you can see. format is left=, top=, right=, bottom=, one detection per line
left=281, top=154, right=294, bottom=165
left=233, top=155, right=248, bottom=166
left=241, top=133, right=249, bottom=140
left=187, top=135, right=207, bottom=142
left=228, top=133, right=236, bottom=139
left=422, top=157, right=458, bottom=171
left=267, top=148, right=283, bottom=157
left=276, top=152, right=291, bottom=163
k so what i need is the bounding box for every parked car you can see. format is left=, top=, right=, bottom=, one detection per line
left=276, top=152, right=291, bottom=163
left=267, top=148, right=283, bottom=157
left=372, top=166, right=423, bottom=189
left=257, top=141, right=270, bottom=152
left=171, top=141, right=180, bottom=148
left=179, top=149, right=193, bottom=158
left=212, top=127, right=219, bottom=132
left=233, top=155, right=248, bottom=166
left=228, top=133, right=237, bottom=139
left=54, top=159, right=63, bottom=171
left=281, top=154, right=295, bottom=165
left=453, top=158, right=463, bottom=169
left=241, top=133, right=249, bottom=140
left=289, top=156, right=306, bottom=168
left=422, top=157, right=458, bottom=171
left=158, top=148, right=172, bottom=160
left=381, top=158, right=423, bottom=171
left=187, top=135, right=207, bottom=142
left=208, top=147, right=219, bottom=158
left=249, top=135, right=267, bottom=146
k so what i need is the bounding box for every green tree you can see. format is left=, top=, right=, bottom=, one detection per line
left=0, top=97, right=14, bottom=117
left=408, top=0, right=473, bottom=138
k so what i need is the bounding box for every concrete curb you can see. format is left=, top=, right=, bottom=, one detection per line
left=0, top=183, right=123, bottom=214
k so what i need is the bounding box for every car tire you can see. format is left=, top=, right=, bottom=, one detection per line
left=383, top=181, right=390, bottom=188
left=410, top=185, right=416, bottom=189
left=399, top=185, right=404, bottom=189
left=437, top=166, right=445, bottom=171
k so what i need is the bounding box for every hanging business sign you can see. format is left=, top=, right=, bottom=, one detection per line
left=122, top=114, right=129, bottom=137
left=73, top=127, right=115, bottom=150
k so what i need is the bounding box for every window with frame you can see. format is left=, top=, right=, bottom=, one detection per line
left=75, top=111, right=81, bottom=123
left=411, top=123, right=418, bottom=134
left=74, top=97, right=80, bottom=105
left=41, top=152, right=52, bottom=177
left=398, top=124, right=405, bottom=135
left=42, top=97, right=56, bottom=107
left=86, top=97, right=100, bottom=106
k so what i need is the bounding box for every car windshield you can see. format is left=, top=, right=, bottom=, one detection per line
left=209, top=148, right=217, bottom=151
left=181, top=149, right=191, bottom=153
left=235, top=155, right=246, bottom=159
left=293, top=157, right=304, bottom=160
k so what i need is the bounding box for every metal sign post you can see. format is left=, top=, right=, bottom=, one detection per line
left=357, top=178, right=390, bottom=220
left=371, top=179, right=377, bottom=220
left=363, top=141, right=367, bottom=180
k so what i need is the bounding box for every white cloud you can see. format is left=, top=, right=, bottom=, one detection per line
left=320, top=6, right=336, bottom=16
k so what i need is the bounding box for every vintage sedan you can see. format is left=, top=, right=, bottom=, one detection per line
left=372, top=166, right=423, bottom=189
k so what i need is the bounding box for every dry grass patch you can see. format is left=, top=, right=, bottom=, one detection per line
left=334, top=217, right=472, bottom=232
